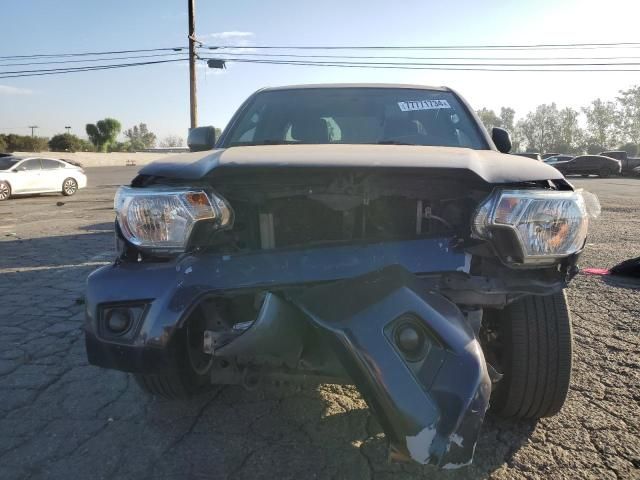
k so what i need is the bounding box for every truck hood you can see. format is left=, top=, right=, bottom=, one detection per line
left=139, top=144, right=564, bottom=184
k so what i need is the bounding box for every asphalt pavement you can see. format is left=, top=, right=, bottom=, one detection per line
left=0, top=168, right=638, bottom=479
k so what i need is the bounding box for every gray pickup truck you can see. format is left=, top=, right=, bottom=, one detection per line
left=84, top=84, right=598, bottom=469
left=600, top=150, right=640, bottom=175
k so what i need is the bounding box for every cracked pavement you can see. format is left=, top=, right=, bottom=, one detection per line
left=0, top=168, right=638, bottom=479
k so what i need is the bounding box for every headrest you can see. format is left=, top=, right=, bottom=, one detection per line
left=291, top=117, right=329, bottom=143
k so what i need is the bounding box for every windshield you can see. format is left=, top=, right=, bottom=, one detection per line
left=222, top=88, right=488, bottom=149
left=0, top=157, right=20, bottom=170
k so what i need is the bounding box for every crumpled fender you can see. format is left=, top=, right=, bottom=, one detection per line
left=287, top=265, right=491, bottom=468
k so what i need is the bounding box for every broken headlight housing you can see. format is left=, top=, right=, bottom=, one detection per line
left=472, top=189, right=590, bottom=265
left=114, top=186, right=232, bottom=253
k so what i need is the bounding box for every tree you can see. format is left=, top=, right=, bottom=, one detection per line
left=616, top=86, right=640, bottom=145
left=108, top=141, right=133, bottom=152
left=0, top=134, right=48, bottom=152
left=582, top=99, right=619, bottom=151
left=48, top=133, right=89, bottom=152
left=124, top=123, right=156, bottom=150
left=516, top=103, right=561, bottom=153
left=476, top=107, right=522, bottom=150
left=619, top=142, right=638, bottom=156
left=0, top=135, right=7, bottom=153
left=476, top=108, right=501, bottom=131
left=554, top=107, right=584, bottom=154
left=24, top=136, right=50, bottom=152
left=499, top=107, right=520, bottom=150
left=586, top=144, right=604, bottom=155
left=159, top=135, right=185, bottom=148
left=499, top=107, right=516, bottom=132
left=86, top=118, right=121, bottom=152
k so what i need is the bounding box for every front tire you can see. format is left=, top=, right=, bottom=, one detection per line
left=599, top=167, right=612, bottom=178
left=134, top=310, right=214, bottom=399
left=62, top=177, right=78, bottom=196
left=487, top=292, right=573, bottom=419
left=134, top=369, right=210, bottom=400
left=0, top=181, right=11, bottom=201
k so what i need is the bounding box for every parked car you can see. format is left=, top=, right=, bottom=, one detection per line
left=541, top=152, right=560, bottom=159
left=0, top=156, right=87, bottom=200
left=85, top=84, right=597, bottom=469
left=599, top=150, right=640, bottom=175
left=546, top=154, right=621, bottom=177
left=513, top=152, right=542, bottom=161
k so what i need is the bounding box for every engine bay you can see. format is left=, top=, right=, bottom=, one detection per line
left=203, top=168, right=492, bottom=252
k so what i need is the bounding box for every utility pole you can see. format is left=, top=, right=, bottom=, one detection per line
left=188, top=0, right=197, bottom=128
left=28, top=125, right=38, bottom=137
left=65, top=126, right=71, bottom=134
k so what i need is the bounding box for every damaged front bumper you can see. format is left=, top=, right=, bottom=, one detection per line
left=85, top=237, right=558, bottom=468
left=288, top=265, right=490, bottom=468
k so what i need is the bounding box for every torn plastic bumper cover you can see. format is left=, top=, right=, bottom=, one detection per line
left=287, top=265, right=491, bottom=468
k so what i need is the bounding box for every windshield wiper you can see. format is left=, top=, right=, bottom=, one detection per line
left=377, top=140, right=416, bottom=145
left=230, top=140, right=300, bottom=146
left=254, top=140, right=293, bottom=145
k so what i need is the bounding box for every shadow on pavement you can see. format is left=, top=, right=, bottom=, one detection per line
left=80, top=222, right=114, bottom=232
left=0, top=231, right=113, bottom=271
left=603, top=275, right=640, bottom=290
left=138, top=383, right=536, bottom=479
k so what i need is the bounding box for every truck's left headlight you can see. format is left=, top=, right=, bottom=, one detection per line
left=114, top=186, right=232, bottom=252
left=472, top=189, right=590, bottom=265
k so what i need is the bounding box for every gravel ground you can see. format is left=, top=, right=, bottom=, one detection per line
left=0, top=168, right=638, bottom=479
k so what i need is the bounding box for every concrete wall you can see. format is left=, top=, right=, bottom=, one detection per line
left=14, top=151, right=178, bottom=168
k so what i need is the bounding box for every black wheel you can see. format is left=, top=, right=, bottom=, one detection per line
left=484, top=292, right=573, bottom=419
left=0, top=181, right=10, bottom=201
left=598, top=167, right=612, bottom=178
left=62, top=177, right=78, bottom=196
left=134, top=313, right=215, bottom=399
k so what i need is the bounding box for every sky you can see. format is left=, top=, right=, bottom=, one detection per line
left=1, top=0, right=640, bottom=142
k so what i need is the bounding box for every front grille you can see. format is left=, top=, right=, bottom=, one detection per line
left=209, top=168, right=490, bottom=253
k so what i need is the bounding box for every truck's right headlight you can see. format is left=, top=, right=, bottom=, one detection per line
left=114, top=186, right=232, bottom=253
left=472, top=189, right=592, bottom=265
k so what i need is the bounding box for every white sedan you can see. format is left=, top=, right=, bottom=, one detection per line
left=0, top=156, right=87, bottom=201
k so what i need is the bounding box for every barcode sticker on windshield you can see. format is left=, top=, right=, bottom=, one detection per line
left=398, top=100, right=451, bottom=111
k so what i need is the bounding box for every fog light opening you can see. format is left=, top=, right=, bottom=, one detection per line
left=106, top=308, right=132, bottom=334
left=394, top=316, right=427, bottom=361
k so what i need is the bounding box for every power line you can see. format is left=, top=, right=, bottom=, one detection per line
left=203, top=57, right=640, bottom=72
left=205, top=55, right=640, bottom=67
left=199, top=49, right=640, bottom=62
left=0, top=46, right=186, bottom=60
left=6, top=50, right=638, bottom=74
left=4, top=43, right=640, bottom=80
left=0, top=51, right=189, bottom=67
left=200, top=41, right=640, bottom=51
left=0, top=59, right=187, bottom=76
left=0, top=58, right=187, bottom=79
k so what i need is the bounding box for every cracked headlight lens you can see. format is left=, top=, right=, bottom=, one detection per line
left=473, top=189, right=593, bottom=264
left=114, top=186, right=232, bottom=252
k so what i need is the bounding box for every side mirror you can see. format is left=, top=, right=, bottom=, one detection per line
left=187, top=126, right=217, bottom=152
left=491, top=127, right=512, bottom=154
